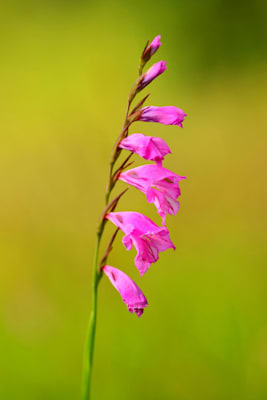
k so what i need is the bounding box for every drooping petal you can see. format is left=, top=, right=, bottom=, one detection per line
left=137, top=61, right=167, bottom=91
left=146, top=188, right=180, bottom=225
left=105, top=212, right=175, bottom=275
left=139, top=106, right=187, bottom=127
left=119, top=164, right=186, bottom=224
left=119, top=133, right=171, bottom=165
left=103, top=265, right=148, bottom=317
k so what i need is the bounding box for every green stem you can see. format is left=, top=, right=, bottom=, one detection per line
left=82, top=228, right=102, bottom=400
left=105, top=99, right=133, bottom=206
left=82, top=67, right=139, bottom=400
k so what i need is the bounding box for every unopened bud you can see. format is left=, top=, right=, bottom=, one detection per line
left=141, top=35, right=162, bottom=63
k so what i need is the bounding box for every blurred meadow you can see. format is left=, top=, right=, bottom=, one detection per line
left=0, top=0, right=267, bottom=399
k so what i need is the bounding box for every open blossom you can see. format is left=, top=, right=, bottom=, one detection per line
left=105, top=212, right=175, bottom=276
left=103, top=265, right=148, bottom=317
left=119, top=164, right=186, bottom=225
left=139, top=106, right=187, bottom=127
left=142, top=35, right=162, bottom=62
left=137, top=61, right=167, bottom=91
left=119, top=133, right=170, bottom=165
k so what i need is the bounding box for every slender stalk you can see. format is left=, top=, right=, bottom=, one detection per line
left=82, top=193, right=126, bottom=400
left=82, top=227, right=102, bottom=400
left=82, top=55, right=145, bottom=399
left=105, top=109, right=130, bottom=205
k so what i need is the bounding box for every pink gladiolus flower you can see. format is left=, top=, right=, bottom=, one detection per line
left=119, top=164, right=186, bottom=225
left=139, top=106, right=187, bottom=127
left=119, top=133, right=171, bottom=165
left=138, top=61, right=167, bottom=91
left=105, top=212, right=175, bottom=276
left=142, top=35, right=162, bottom=62
left=103, top=265, right=148, bottom=317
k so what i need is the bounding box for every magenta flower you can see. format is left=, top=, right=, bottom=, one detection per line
left=139, top=106, right=187, bottom=127
left=138, top=61, right=167, bottom=91
left=142, top=35, right=162, bottom=62
left=119, top=164, right=186, bottom=225
left=119, top=133, right=171, bottom=165
left=81, top=35, right=188, bottom=398
left=105, top=211, right=175, bottom=276
left=103, top=265, right=148, bottom=317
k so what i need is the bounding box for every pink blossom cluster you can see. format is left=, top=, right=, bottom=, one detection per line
left=103, top=35, right=186, bottom=317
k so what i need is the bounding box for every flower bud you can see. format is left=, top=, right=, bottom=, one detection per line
left=142, top=35, right=162, bottom=63
left=139, top=106, right=187, bottom=127
left=137, top=61, right=167, bottom=91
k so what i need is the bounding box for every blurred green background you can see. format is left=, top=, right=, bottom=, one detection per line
left=0, top=1, right=267, bottom=399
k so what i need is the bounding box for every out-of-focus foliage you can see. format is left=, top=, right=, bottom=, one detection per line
left=0, top=1, right=266, bottom=399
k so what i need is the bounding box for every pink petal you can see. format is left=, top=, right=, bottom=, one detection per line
left=105, top=212, right=175, bottom=275
left=142, top=35, right=162, bottom=62
left=103, top=265, right=148, bottom=317
left=119, top=164, right=186, bottom=224
left=119, top=133, right=171, bottom=164
left=138, top=61, right=167, bottom=91
left=139, top=106, right=187, bottom=127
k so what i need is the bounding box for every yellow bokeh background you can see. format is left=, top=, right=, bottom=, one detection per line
left=0, top=1, right=266, bottom=399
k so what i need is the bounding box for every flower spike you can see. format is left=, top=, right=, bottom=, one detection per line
left=81, top=34, right=188, bottom=400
